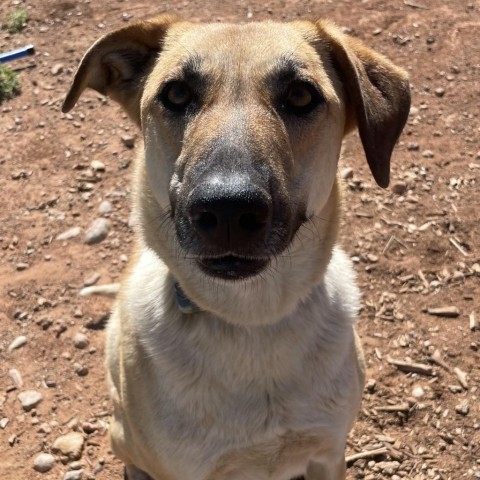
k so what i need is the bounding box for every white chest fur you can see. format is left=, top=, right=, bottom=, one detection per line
left=108, top=247, right=363, bottom=480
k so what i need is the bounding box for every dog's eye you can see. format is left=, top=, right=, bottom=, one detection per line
left=160, top=81, right=193, bottom=111
left=282, top=81, right=323, bottom=115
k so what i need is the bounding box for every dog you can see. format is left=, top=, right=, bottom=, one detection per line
left=63, top=13, right=410, bottom=480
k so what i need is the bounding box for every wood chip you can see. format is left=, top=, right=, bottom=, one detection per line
left=429, top=349, right=451, bottom=371
left=453, top=367, right=468, bottom=389
left=345, top=447, right=389, bottom=464
left=387, top=357, right=435, bottom=376
left=427, top=306, right=460, bottom=318
left=404, top=0, right=429, bottom=9
left=449, top=237, right=469, bottom=257
left=377, top=403, right=411, bottom=413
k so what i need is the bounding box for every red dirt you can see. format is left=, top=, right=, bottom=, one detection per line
left=0, top=1, right=478, bottom=479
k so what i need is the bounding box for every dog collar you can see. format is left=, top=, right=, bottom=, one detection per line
left=174, top=283, right=202, bottom=314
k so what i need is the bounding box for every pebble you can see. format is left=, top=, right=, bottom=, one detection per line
left=90, top=160, right=105, bottom=172
left=392, top=181, right=407, bottom=195
left=16, top=262, right=29, bottom=271
left=340, top=167, right=354, bottom=180
left=33, top=453, right=56, bottom=473
left=455, top=401, right=469, bottom=416
left=434, top=87, right=445, bottom=97
left=8, top=368, right=23, bottom=388
left=73, top=333, right=89, bottom=350
left=74, top=363, right=89, bottom=376
left=412, top=385, right=425, bottom=398
left=64, top=470, right=83, bottom=480
left=56, top=227, right=81, bottom=241
left=83, top=272, right=100, bottom=286
left=51, top=63, right=64, bottom=76
left=18, top=390, right=43, bottom=411
left=422, top=149, right=434, bottom=158
left=8, top=335, right=27, bottom=351
left=84, top=218, right=109, bottom=245
left=98, top=200, right=112, bottom=215
left=52, top=432, right=85, bottom=460
left=121, top=135, right=135, bottom=148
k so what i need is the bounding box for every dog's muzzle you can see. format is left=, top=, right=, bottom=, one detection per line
left=185, top=171, right=272, bottom=279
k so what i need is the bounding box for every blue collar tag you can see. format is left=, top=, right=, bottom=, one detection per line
left=174, top=283, right=202, bottom=314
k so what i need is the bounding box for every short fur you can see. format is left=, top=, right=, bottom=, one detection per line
left=64, top=14, right=410, bottom=480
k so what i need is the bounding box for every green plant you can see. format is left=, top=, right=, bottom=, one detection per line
left=0, top=65, right=20, bottom=103
left=6, top=8, right=28, bottom=33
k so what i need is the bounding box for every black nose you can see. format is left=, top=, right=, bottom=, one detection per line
left=187, top=174, right=272, bottom=250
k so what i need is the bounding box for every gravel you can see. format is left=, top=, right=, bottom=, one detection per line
left=52, top=432, right=85, bottom=461
left=33, top=453, right=56, bottom=473
left=84, top=218, right=109, bottom=245
left=18, top=390, right=43, bottom=411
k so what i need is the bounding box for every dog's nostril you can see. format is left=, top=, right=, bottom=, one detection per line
left=196, top=211, right=218, bottom=230
left=238, top=212, right=265, bottom=233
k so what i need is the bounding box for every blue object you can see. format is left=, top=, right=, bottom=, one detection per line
left=0, top=45, right=35, bottom=64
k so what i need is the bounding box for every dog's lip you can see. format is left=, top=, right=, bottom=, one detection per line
left=197, top=255, right=269, bottom=280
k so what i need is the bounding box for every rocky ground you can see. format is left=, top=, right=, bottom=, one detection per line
left=0, top=1, right=479, bottom=479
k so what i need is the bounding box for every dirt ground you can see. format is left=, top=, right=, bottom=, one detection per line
left=0, top=1, right=479, bottom=479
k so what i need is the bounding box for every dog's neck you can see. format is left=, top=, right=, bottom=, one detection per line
left=174, top=282, right=202, bottom=314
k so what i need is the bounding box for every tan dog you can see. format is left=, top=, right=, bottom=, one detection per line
left=64, top=14, right=410, bottom=480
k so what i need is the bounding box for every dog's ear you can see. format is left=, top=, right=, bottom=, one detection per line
left=316, top=20, right=410, bottom=188
left=62, top=14, right=181, bottom=125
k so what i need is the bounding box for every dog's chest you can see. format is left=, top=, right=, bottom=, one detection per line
left=133, top=307, right=357, bottom=479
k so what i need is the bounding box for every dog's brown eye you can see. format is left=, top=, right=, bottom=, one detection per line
left=161, top=81, right=192, bottom=111
left=283, top=81, right=323, bottom=115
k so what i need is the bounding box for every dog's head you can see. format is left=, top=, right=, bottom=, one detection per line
left=64, top=15, right=410, bottom=324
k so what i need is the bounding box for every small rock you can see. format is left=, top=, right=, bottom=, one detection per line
left=8, top=335, right=27, bottom=351
left=37, top=422, right=52, bottom=434
left=52, top=432, right=85, bottom=461
left=412, top=385, right=425, bottom=398
left=51, top=63, right=64, bottom=76
left=0, top=418, right=9, bottom=429
left=392, top=181, right=407, bottom=195
left=18, top=390, right=43, bottom=411
left=56, top=227, right=81, bottom=241
left=455, top=401, right=469, bottom=416
left=407, top=142, right=420, bottom=151
left=33, top=453, right=56, bottom=473
left=340, top=167, right=354, bottom=180
left=74, top=363, right=89, bottom=376
left=98, top=200, right=112, bottom=215
left=73, top=333, right=89, bottom=350
left=64, top=469, right=84, bottom=480
left=83, top=272, right=101, bottom=287
left=16, top=262, right=29, bottom=271
left=8, top=368, right=23, bottom=388
left=422, top=149, right=434, bottom=158
left=366, top=378, right=376, bottom=393
left=84, top=218, right=109, bottom=245
left=90, top=160, right=105, bottom=172
left=121, top=135, right=135, bottom=148
left=434, top=87, right=445, bottom=97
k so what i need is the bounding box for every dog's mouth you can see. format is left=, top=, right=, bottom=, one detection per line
left=197, top=255, right=270, bottom=280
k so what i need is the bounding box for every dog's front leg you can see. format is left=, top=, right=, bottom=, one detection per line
left=124, top=465, right=154, bottom=480
left=305, top=457, right=346, bottom=480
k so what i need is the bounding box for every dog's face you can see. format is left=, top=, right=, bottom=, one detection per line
left=64, top=15, right=410, bottom=324
left=140, top=22, right=348, bottom=281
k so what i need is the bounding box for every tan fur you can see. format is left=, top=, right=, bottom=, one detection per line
left=65, top=14, right=409, bottom=480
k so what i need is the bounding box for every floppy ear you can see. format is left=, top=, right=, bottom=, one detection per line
left=62, top=13, right=181, bottom=125
left=316, top=20, right=411, bottom=188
